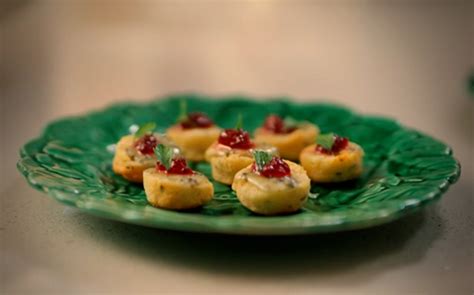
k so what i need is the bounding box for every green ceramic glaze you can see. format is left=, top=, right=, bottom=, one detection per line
left=17, top=95, right=460, bottom=235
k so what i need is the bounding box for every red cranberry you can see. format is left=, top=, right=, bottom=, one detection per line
left=315, top=135, right=349, bottom=155
left=252, top=157, right=291, bottom=178
left=218, top=129, right=254, bottom=149
left=134, top=134, right=158, bottom=155
left=262, top=115, right=296, bottom=134
left=263, top=115, right=285, bottom=133
left=156, top=158, right=194, bottom=175
left=180, top=112, right=214, bottom=129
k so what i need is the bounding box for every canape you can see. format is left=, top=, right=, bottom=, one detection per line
left=166, top=102, right=221, bottom=162
left=299, top=133, right=364, bottom=182
left=232, top=150, right=310, bottom=215
left=112, top=122, right=178, bottom=183
left=205, top=118, right=276, bottom=185
left=143, top=144, right=213, bottom=210
left=254, top=115, right=319, bottom=161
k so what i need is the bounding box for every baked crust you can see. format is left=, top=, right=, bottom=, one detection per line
left=143, top=168, right=213, bottom=210
left=299, top=142, right=364, bottom=182
left=254, top=123, right=319, bottom=161
left=112, top=135, right=156, bottom=183
left=232, top=161, right=310, bottom=215
left=166, top=125, right=221, bottom=162
left=205, top=142, right=276, bottom=185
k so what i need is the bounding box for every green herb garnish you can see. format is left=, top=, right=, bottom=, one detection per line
left=252, top=150, right=273, bottom=171
left=284, top=116, right=309, bottom=129
left=154, top=144, right=173, bottom=170
left=283, top=116, right=299, bottom=129
left=316, top=133, right=335, bottom=150
left=135, top=122, right=156, bottom=137
left=177, top=100, right=188, bottom=122
left=235, top=113, right=244, bottom=130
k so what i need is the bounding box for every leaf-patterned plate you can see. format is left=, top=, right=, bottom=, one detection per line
left=17, top=95, right=460, bottom=235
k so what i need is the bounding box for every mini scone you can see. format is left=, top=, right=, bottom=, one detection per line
left=144, top=144, right=213, bottom=210
left=205, top=124, right=277, bottom=185
left=112, top=122, right=178, bottom=183
left=300, top=133, right=364, bottom=183
left=254, top=115, right=319, bottom=161
left=232, top=150, right=310, bottom=215
left=166, top=102, right=221, bottom=162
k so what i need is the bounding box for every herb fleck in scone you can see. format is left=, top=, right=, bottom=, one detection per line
left=254, top=115, right=319, bottom=161
left=232, top=151, right=310, bottom=215
left=112, top=122, right=178, bottom=183
left=143, top=144, right=213, bottom=210
left=166, top=101, right=221, bottom=162
left=300, top=133, right=364, bottom=182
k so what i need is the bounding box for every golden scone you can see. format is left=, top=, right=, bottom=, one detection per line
left=166, top=125, right=221, bottom=162
left=205, top=132, right=277, bottom=185
left=143, top=168, right=213, bottom=210
left=232, top=157, right=310, bottom=215
left=166, top=104, right=221, bottom=162
left=143, top=144, right=213, bottom=210
left=254, top=115, right=319, bottom=161
left=112, top=133, right=177, bottom=183
left=208, top=147, right=255, bottom=185
left=300, top=134, right=364, bottom=183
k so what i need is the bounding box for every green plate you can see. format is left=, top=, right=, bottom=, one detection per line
left=17, top=95, right=460, bottom=235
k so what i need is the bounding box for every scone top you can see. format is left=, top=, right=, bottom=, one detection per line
left=260, top=114, right=314, bottom=135
left=134, top=122, right=159, bottom=155
left=218, top=129, right=254, bottom=150
left=314, top=133, right=349, bottom=155
left=154, top=144, right=194, bottom=175
left=251, top=150, right=291, bottom=178
left=176, top=100, right=215, bottom=129
left=261, top=114, right=299, bottom=134
left=217, top=115, right=255, bottom=150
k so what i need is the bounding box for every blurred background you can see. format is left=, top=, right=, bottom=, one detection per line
left=1, top=0, right=472, bottom=189
left=1, top=0, right=473, bottom=294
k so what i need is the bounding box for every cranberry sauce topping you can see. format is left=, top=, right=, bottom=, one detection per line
left=156, top=158, right=194, bottom=175
left=252, top=157, right=291, bottom=178
left=218, top=129, right=254, bottom=149
left=316, top=135, right=349, bottom=155
left=134, top=134, right=158, bottom=155
left=180, top=112, right=214, bottom=129
left=262, top=115, right=296, bottom=134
